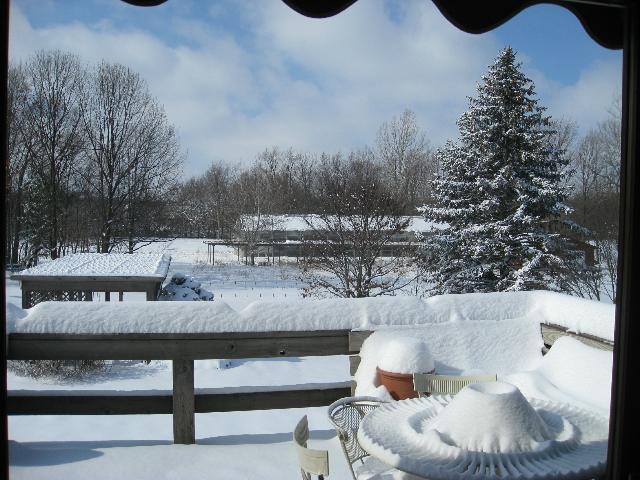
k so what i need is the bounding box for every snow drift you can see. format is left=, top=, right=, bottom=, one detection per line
left=8, top=290, right=613, bottom=338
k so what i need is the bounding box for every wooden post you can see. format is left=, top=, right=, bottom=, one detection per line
left=118, top=291, right=123, bottom=302
left=84, top=291, right=92, bottom=302
left=105, top=291, right=110, bottom=302
left=22, top=289, right=30, bottom=309
left=146, top=285, right=158, bottom=301
left=349, top=331, right=371, bottom=396
left=172, top=359, right=195, bottom=444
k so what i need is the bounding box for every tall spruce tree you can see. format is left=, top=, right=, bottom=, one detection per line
left=422, top=47, right=577, bottom=294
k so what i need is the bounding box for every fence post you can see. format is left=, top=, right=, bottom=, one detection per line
left=172, top=359, right=195, bottom=444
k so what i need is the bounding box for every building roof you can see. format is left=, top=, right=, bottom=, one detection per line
left=11, top=253, right=171, bottom=280
left=241, top=214, right=446, bottom=232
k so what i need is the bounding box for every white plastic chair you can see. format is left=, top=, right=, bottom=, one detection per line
left=293, top=415, right=330, bottom=480
left=413, top=373, right=497, bottom=397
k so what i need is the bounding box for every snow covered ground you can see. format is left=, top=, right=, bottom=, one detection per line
left=9, top=409, right=346, bottom=480
left=141, top=239, right=308, bottom=309
left=6, top=238, right=615, bottom=479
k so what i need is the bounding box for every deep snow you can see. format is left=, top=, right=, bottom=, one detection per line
left=9, top=290, right=614, bottom=339
left=6, top=238, right=615, bottom=480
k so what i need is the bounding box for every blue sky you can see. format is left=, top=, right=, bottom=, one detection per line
left=10, top=0, right=621, bottom=178
left=493, top=4, right=620, bottom=85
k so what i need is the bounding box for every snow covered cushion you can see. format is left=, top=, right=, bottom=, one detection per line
left=537, top=336, right=612, bottom=412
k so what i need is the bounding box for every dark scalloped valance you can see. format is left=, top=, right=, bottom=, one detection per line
left=120, top=0, right=624, bottom=49
left=281, top=0, right=624, bottom=50
left=121, top=0, right=168, bottom=6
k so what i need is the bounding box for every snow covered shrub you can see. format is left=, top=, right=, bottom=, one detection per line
left=159, top=272, right=214, bottom=301
left=8, top=360, right=107, bottom=379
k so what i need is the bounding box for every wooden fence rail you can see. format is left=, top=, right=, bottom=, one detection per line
left=7, top=324, right=611, bottom=444
left=7, top=330, right=352, bottom=360
left=7, top=385, right=351, bottom=415
left=540, top=323, right=613, bottom=351
left=7, top=330, right=361, bottom=444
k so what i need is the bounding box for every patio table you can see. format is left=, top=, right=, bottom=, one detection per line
left=357, top=383, right=609, bottom=480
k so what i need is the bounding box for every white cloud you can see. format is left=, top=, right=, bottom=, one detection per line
left=544, top=59, right=621, bottom=131
left=9, top=1, right=621, bottom=178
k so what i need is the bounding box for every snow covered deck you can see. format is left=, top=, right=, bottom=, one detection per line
left=7, top=290, right=614, bottom=479
left=7, top=291, right=613, bottom=441
left=11, top=253, right=171, bottom=307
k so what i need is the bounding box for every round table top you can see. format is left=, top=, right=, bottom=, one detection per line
left=357, top=395, right=609, bottom=480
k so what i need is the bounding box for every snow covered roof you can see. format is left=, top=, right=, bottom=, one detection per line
left=241, top=214, right=445, bottom=232
left=11, top=253, right=171, bottom=280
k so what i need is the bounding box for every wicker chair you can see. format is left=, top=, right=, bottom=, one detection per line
left=327, top=396, right=389, bottom=480
left=413, top=372, right=497, bottom=397
left=293, top=415, right=330, bottom=480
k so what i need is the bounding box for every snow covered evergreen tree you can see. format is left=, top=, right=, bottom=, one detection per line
left=421, top=47, right=578, bottom=294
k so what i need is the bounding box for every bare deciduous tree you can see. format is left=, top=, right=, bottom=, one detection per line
left=22, top=51, right=84, bottom=261
left=376, top=109, right=434, bottom=208
left=301, top=153, right=414, bottom=298
left=232, top=162, right=281, bottom=265
left=201, top=162, right=237, bottom=238
left=7, top=64, right=36, bottom=265
left=565, top=98, right=621, bottom=302
left=80, top=62, right=181, bottom=253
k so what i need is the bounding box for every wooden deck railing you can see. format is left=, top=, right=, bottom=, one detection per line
left=7, top=330, right=362, bottom=444
left=540, top=323, right=613, bottom=351
left=6, top=323, right=612, bottom=444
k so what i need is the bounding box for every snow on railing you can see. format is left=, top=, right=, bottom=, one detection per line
left=7, top=290, right=613, bottom=444
left=8, top=290, right=614, bottom=340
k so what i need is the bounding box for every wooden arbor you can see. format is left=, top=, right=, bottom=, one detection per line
left=11, top=253, right=171, bottom=308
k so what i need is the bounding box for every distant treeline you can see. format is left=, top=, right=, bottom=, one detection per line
left=171, top=110, right=436, bottom=238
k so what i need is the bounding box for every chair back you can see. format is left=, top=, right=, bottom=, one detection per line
left=413, top=373, right=497, bottom=396
left=327, top=396, right=388, bottom=480
left=293, top=415, right=329, bottom=480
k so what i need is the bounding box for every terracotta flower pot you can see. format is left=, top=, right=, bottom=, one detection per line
left=377, top=367, right=436, bottom=400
